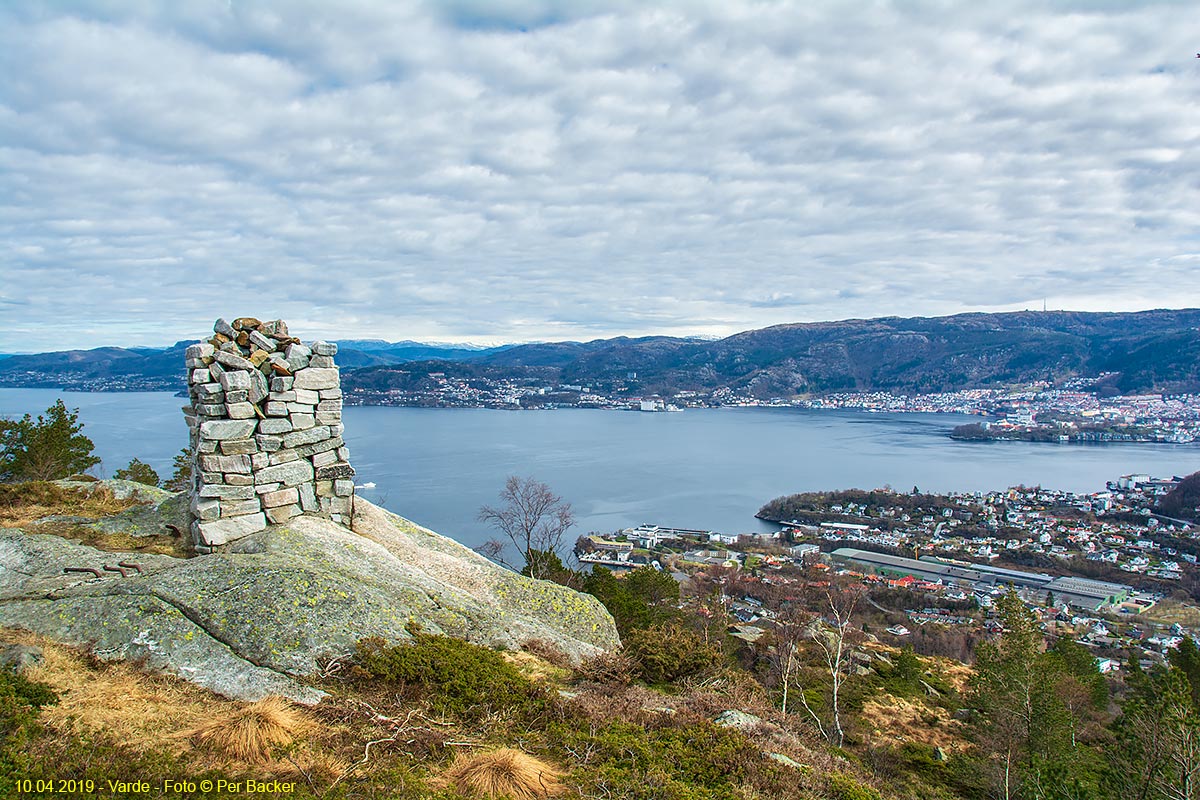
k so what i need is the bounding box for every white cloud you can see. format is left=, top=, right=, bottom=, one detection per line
left=0, top=0, right=1198, bottom=350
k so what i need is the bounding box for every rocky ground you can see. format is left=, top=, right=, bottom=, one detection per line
left=0, top=480, right=618, bottom=703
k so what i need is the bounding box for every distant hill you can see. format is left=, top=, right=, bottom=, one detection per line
left=345, top=309, right=1200, bottom=398
left=331, top=340, right=513, bottom=367
left=4, top=309, right=1200, bottom=396
left=1159, top=471, right=1200, bottom=523
left=0, top=343, right=193, bottom=390
left=0, top=339, right=509, bottom=391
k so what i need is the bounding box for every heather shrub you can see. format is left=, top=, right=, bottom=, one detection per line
left=623, top=623, right=723, bottom=684
left=353, top=634, right=540, bottom=719
left=0, top=669, right=59, bottom=796
left=827, top=771, right=881, bottom=800
left=575, top=650, right=638, bottom=685
left=547, top=719, right=758, bottom=800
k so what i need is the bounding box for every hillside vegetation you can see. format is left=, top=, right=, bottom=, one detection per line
left=4, top=486, right=1199, bottom=800
left=347, top=309, right=1200, bottom=398
left=1159, top=470, right=1200, bottom=523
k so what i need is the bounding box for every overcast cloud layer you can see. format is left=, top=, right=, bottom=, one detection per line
left=1, top=1, right=1198, bottom=351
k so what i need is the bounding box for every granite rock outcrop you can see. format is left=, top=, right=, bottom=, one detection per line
left=0, top=487, right=620, bottom=703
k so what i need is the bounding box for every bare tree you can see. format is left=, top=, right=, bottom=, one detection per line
left=774, top=586, right=863, bottom=747
left=478, top=476, right=575, bottom=580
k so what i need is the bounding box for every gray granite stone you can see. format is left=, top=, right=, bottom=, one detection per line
left=219, top=370, right=251, bottom=392
left=213, top=350, right=255, bottom=371
left=199, top=419, right=256, bottom=441
left=257, top=417, right=293, bottom=434
left=219, top=438, right=258, bottom=455
left=186, top=342, right=216, bottom=360
left=221, top=498, right=263, bottom=518
left=196, top=512, right=266, bottom=546
left=248, top=330, right=276, bottom=353
left=260, top=487, right=299, bottom=508
left=290, top=413, right=316, bottom=430
left=254, top=459, right=313, bottom=487
left=226, top=401, right=257, bottom=419
left=214, top=318, right=236, bottom=338
left=292, top=368, right=339, bottom=390
left=198, top=484, right=255, bottom=500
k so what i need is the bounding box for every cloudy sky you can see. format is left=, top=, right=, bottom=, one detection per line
left=1, top=1, right=1198, bottom=352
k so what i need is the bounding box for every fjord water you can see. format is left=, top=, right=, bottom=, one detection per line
left=3, top=388, right=1197, bottom=550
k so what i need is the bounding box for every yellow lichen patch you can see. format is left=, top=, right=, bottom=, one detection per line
left=859, top=694, right=970, bottom=753
left=5, top=629, right=238, bottom=755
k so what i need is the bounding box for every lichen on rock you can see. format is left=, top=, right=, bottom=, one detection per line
left=0, top=484, right=618, bottom=703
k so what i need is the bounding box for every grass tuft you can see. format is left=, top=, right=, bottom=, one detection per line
left=439, top=748, right=563, bottom=799
left=187, top=697, right=312, bottom=763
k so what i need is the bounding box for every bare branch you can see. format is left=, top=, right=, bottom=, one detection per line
left=478, top=475, right=575, bottom=579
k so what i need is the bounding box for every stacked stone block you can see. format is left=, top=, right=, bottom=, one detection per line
left=183, top=317, right=355, bottom=551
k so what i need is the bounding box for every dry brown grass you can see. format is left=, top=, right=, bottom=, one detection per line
left=439, top=748, right=564, bottom=799
left=1144, top=599, right=1200, bottom=627
left=520, top=639, right=572, bottom=668
left=0, top=482, right=143, bottom=528
left=7, top=627, right=353, bottom=781
left=22, top=518, right=187, bottom=556
left=502, top=651, right=571, bottom=684
left=6, top=628, right=237, bottom=754
left=0, top=481, right=187, bottom=556
left=187, top=697, right=315, bottom=763
left=927, top=657, right=973, bottom=694
left=859, top=694, right=970, bottom=753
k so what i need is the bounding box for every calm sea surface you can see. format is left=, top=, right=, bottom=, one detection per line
left=3, top=388, right=1197, bottom=550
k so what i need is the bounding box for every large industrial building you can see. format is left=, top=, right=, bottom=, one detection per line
left=830, top=547, right=1132, bottom=612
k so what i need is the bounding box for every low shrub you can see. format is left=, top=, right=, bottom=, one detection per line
left=113, top=458, right=160, bottom=487
left=575, top=650, right=638, bottom=685
left=353, top=634, right=540, bottom=719
left=624, top=624, right=723, bottom=685
left=827, top=771, right=881, bottom=800
left=547, top=720, right=758, bottom=800
left=0, top=669, right=59, bottom=796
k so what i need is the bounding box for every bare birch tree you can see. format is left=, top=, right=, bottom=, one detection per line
left=770, top=586, right=863, bottom=746
left=478, top=475, right=575, bottom=580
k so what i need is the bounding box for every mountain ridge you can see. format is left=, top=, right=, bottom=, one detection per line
left=346, top=308, right=1200, bottom=398
left=3, top=308, right=1199, bottom=396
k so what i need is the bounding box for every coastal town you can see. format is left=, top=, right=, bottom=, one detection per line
left=342, top=373, right=1200, bottom=443
left=5, top=353, right=1200, bottom=445
left=575, top=471, right=1200, bottom=671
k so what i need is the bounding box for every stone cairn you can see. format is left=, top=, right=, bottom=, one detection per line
left=183, top=317, right=355, bottom=552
